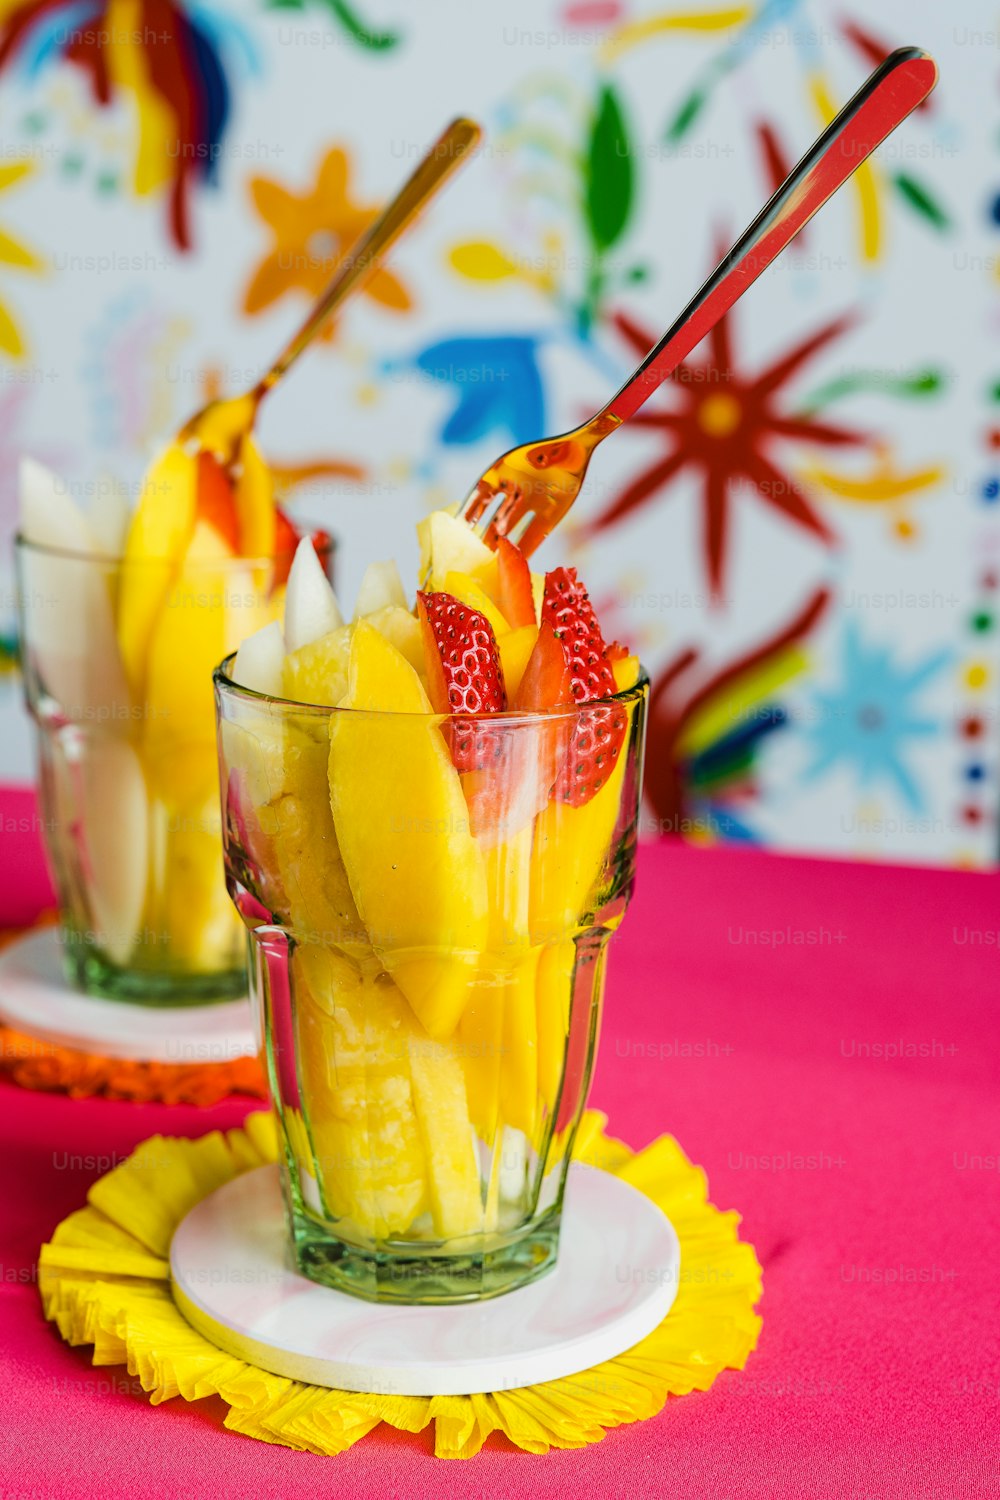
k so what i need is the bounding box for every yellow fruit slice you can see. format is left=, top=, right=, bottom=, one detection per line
left=329, top=623, right=489, bottom=1038
left=117, top=443, right=198, bottom=696
left=294, top=945, right=426, bottom=1239
left=365, top=605, right=425, bottom=677
left=612, top=654, right=641, bottom=691
left=500, top=949, right=541, bottom=1139
left=234, top=434, right=276, bottom=558
left=407, top=1033, right=484, bottom=1239
left=458, top=975, right=504, bottom=1144
left=283, top=622, right=354, bottom=707
left=536, top=937, right=575, bottom=1114
left=481, top=827, right=539, bottom=1142
left=272, top=718, right=367, bottom=951
left=497, top=624, right=538, bottom=700
left=529, top=693, right=641, bottom=941
left=149, top=795, right=240, bottom=969
left=441, top=569, right=509, bottom=639
left=141, top=520, right=231, bottom=809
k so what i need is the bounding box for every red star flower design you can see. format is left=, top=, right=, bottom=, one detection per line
left=586, top=304, right=869, bottom=597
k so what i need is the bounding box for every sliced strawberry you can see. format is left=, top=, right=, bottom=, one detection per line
left=605, top=640, right=629, bottom=663
left=271, top=513, right=332, bottom=588
left=196, top=451, right=240, bottom=551
left=541, top=567, right=618, bottom=702
left=514, top=620, right=572, bottom=711
left=272, top=507, right=298, bottom=583
left=496, top=536, right=537, bottom=629
left=541, top=567, right=628, bottom=807
left=417, top=591, right=507, bottom=774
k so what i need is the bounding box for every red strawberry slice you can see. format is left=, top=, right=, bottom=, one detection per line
left=270, top=511, right=333, bottom=588
left=541, top=568, right=628, bottom=807
left=196, top=451, right=240, bottom=552
left=496, top=536, right=537, bottom=628
left=417, top=591, right=507, bottom=774
left=514, top=620, right=573, bottom=712
left=541, top=567, right=618, bottom=702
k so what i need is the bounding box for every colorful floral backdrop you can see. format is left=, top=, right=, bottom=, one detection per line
left=0, top=0, right=994, bottom=865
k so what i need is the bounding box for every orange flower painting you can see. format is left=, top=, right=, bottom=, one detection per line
left=243, top=147, right=413, bottom=337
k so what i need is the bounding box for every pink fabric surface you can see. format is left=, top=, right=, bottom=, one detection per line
left=1, top=787, right=998, bottom=1499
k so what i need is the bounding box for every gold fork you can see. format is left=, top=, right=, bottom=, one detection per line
left=179, top=117, right=481, bottom=469
left=459, top=47, right=936, bottom=557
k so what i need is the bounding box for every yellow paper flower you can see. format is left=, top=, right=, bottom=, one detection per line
left=38, top=1110, right=762, bottom=1459
left=244, top=148, right=412, bottom=338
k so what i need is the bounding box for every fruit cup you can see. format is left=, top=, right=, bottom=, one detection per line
left=214, top=643, right=648, bottom=1303
left=15, top=490, right=334, bottom=1003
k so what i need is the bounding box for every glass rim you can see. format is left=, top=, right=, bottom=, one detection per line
left=14, top=530, right=337, bottom=569
left=214, top=650, right=649, bottom=724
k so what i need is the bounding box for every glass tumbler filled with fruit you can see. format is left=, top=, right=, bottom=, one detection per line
left=16, top=443, right=332, bottom=1002
left=216, top=511, right=648, bottom=1302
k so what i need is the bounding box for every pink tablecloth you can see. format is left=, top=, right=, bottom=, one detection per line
left=2, top=787, right=997, bottom=1499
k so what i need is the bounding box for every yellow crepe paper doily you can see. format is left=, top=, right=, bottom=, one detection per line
left=38, top=1110, right=763, bottom=1460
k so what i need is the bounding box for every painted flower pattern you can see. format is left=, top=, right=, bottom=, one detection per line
left=243, top=147, right=412, bottom=336
left=586, top=304, right=867, bottom=596
left=801, top=624, right=950, bottom=809
left=0, top=162, right=42, bottom=357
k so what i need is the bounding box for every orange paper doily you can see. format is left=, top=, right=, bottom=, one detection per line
left=0, top=921, right=267, bottom=1104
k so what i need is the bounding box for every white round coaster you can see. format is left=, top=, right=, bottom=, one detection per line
left=170, top=1162, right=681, bottom=1396
left=0, top=928, right=255, bottom=1064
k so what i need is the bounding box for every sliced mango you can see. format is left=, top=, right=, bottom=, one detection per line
left=141, top=520, right=232, bottom=808
left=283, top=622, right=354, bottom=707
left=294, top=945, right=426, bottom=1239
left=329, top=623, right=489, bottom=1038
left=497, top=624, right=538, bottom=700
left=613, top=655, right=642, bottom=692
left=117, top=443, right=198, bottom=696
left=480, top=827, right=538, bottom=1142
left=536, top=937, right=576, bottom=1114
left=458, top=974, right=505, bottom=1144
left=408, top=1032, right=484, bottom=1239
left=499, top=949, right=540, bottom=1139
left=529, top=698, right=637, bottom=941
left=234, top=434, right=277, bottom=558
left=271, top=718, right=367, bottom=952
left=148, top=796, right=240, bottom=969
left=441, top=569, right=510, bottom=639
left=365, top=605, right=425, bottom=677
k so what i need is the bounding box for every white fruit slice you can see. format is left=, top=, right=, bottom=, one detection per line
left=354, top=559, right=408, bottom=618
left=79, top=737, right=149, bottom=965
left=284, top=538, right=343, bottom=652
left=232, top=620, right=285, bottom=696
left=18, top=460, right=132, bottom=720
left=19, top=458, right=97, bottom=553
left=89, top=477, right=131, bottom=557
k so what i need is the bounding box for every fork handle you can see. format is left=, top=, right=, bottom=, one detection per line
left=256, top=117, right=481, bottom=397
left=603, top=47, right=936, bottom=425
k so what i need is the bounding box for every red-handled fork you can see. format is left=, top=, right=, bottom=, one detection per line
left=460, top=46, right=937, bottom=558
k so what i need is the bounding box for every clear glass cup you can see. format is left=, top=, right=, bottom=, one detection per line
left=215, top=652, right=648, bottom=1303
left=15, top=534, right=333, bottom=1004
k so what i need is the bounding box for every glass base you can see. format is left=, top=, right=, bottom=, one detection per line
left=62, top=941, right=245, bottom=1007
left=289, top=1202, right=562, bottom=1305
